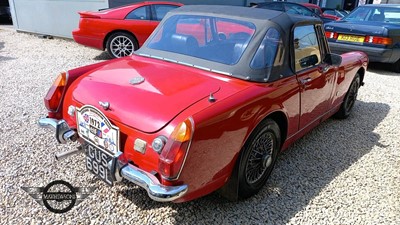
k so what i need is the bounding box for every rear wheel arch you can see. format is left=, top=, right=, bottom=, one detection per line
left=243, top=110, right=289, bottom=149
left=264, top=111, right=288, bottom=148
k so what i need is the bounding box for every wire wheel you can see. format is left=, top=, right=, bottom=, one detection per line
left=335, top=73, right=360, bottom=119
left=344, top=78, right=359, bottom=113
left=237, top=119, right=280, bottom=199
left=245, top=132, right=274, bottom=185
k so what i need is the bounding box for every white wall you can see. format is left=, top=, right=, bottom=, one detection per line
left=10, top=0, right=108, bottom=38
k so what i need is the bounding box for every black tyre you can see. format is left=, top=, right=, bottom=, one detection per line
left=238, top=119, right=281, bottom=199
left=393, top=59, right=400, bottom=73
left=106, top=32, right=138, bottom=58
left=334, top=73, right=360, bottom=119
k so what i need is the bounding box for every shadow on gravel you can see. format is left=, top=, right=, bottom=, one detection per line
left=0, top=42, right=15, bottom=61
left=94, top=51, right=112, bottom=61
left=367, top=62, right=399, bottom=76
left=119, top=100, right=389, bottom=224
left=0, top=55, right=15, bottom=61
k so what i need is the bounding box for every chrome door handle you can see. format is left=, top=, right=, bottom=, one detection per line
left=300, top=77, right=312, bottom=85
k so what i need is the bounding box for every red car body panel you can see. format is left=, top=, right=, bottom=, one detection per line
left=72, top=1, right=183, bottom=50
left=42, top=6, right=369, bottom=203
left=302, top=3, right=341, bottom=20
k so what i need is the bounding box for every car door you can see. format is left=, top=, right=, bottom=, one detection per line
left=293, top=24, right=336, bottom=129
left=125, top=5, right=157, bottom=45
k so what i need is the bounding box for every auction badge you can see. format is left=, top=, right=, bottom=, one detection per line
left=22, top=180, right=97, bottom=213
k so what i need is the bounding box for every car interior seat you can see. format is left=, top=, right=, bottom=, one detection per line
left=170, top=33, right=199, bottom=55
left=370, top=13, right=385, bottom=22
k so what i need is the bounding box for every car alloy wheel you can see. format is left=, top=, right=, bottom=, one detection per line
left=110, top=35, right=134, bottom=58
left=106, top=32, right=138, bottom=59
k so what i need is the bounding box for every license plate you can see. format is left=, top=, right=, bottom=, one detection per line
left=337, top=34, right=365, bottom=43
left=85, top=144, right=114, bottom=185
left=76, top=105, right=120, bottom=155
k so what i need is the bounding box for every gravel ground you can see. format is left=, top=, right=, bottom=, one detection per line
left=0, top=26, right=399, bottom=225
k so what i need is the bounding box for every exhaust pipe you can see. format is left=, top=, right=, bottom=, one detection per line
left=55, top=145, right=84, bottom=161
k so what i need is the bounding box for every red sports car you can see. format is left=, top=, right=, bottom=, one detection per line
left=302, top=3, right=340, bottom=21
left=72, top=1, right=183, bottom=58
left=40, top=6, right=368, bottom=202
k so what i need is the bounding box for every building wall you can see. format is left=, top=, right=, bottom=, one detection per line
left=109, top=0, right=247, bottom=8
left=10, top=0, right=108, bottom=38
left=381, top=0, right=400, bottom=3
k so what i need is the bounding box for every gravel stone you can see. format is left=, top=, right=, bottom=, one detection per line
left=0, top=26, right=399, bottom=224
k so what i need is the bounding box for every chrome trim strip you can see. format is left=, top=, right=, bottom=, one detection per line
left=193, top=65, right=211, bottom=71
left=162, top=116, right=195, bottom=181
left=136, top=53, right=234, bottom=78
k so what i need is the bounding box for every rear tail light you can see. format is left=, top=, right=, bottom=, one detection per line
left=325, top=31, right=338, bottom=39
left=158, top=118, right=194, bottom=180
left=44, top=72, right=67, bottom=112
left=364, top=36, right=392, bottom=45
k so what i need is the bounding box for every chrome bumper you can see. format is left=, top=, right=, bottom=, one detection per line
left=109, top=152, right=188, bottom=202
left=38, top=117, right=188, bottom=202
left=38, top=117, right=77, bottom=144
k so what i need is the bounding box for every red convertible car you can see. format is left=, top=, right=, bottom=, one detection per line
left=72, top=1, right=182, bottom=58
left=39, top=6, right=368, bottom=202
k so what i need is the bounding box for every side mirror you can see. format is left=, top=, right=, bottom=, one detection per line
left=299, top=54, right=319, bottom=68
left=323, top=53, right=342, bottom=67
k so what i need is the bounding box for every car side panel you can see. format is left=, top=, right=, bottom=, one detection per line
left=73, top=18, right=158, bottom=49
left=175, top=77, right=301, bottom=202
left=297, top=67, right=332, bottom=129
left=331, top=51, right=368, bottom=108
left=121, top=19, right=159, bottom=46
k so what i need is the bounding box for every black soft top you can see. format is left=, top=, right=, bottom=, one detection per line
left=136, top=5, right=323, bottom=82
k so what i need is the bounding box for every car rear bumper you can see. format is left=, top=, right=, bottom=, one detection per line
left=328, top=42, right=400, bottom=63
left=110, top=154, right=189, bottom=202
left=72, top=29, right=104, bottom=50
left=38, top=117, right=188, bottom=202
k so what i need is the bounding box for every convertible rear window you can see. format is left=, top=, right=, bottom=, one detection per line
left=147, top=15, right=256, bottom=65
left=250, top=28, right=281, bottom=70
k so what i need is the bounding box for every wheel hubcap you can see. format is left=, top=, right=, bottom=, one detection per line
left=245, top=132, right=274, bottom=185
left=110, top=36, right=134, bottom=58
left=262, top=154, right=272, bottom=168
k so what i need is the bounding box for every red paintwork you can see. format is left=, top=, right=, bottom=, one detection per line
left=301, top=3, right=341, bottom=21
left=72, top=1, right=183, bottom=50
